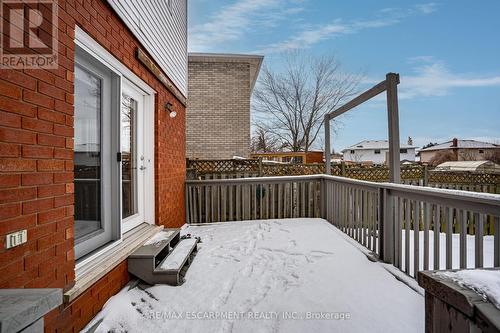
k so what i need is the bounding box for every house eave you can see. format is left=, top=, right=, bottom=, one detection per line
left=188, top=52, right=264, bottom=92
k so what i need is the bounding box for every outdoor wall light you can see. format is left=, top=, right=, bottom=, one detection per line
left=165, top=102, right=177, bottom=118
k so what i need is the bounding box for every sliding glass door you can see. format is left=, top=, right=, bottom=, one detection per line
left=74, top=47, right=117, bottom=259
left=74, top=47, right=148, bottom=259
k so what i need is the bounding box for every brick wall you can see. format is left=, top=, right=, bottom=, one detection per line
left=0, top=0, right=185, bottom=330
left=45, top=261, right=130, bottom=332
left=186, top=61, right=251, bottom=159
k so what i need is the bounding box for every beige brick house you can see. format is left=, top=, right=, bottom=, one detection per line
left=419, top=138, right=500, bottom=165
left=187, top=53, right=263, bottom=159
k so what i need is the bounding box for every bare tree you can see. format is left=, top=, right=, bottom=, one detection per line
left=253, top=52, right=361, bottom=152
left=250, top=126, right=280, bottom=153
left=429, top=150, right=456, bottom=166
left=458, top=149, right=477, bottom=161
left=485, top=150, right=500, bottom=164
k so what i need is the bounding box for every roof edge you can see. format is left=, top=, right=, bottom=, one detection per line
left=188, top=52, right=264, bottom=92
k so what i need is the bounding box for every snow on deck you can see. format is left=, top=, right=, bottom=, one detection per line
left=85, top=218, right=424, bottom=333
left=437, top=269, right=500, bottom=310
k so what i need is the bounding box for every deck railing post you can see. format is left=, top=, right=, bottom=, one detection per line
left=423, top=164, right=429, bottom=187
left=378, top=187, right=385, bottom=260
left=185, top=184, right=190, bottom=224
left=324, top=115, right=331, bottom=175
left=379, top=187, right=394, bottom=264
left=320, top=177, right=327, bottom=220
left=495, top=216, right=500, bottom=267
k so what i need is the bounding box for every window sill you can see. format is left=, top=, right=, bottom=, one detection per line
left=64, top=223, right=162, bottom=303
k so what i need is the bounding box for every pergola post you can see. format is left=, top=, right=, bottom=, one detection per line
left=324, top=115, right=331, bottom=175
left=386, top=73, right=401, bottom=184
left=323, top=72, right=401, bottom=183
left=322, top=72, right=402, bottom=264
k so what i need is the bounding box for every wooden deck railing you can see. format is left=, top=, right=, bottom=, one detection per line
left=321, top=175, right=500, bottom=277
left=186, top=174, right=500, bottom=279
left=185, top=175, right=322, bottom=224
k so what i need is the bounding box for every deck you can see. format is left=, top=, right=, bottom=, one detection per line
left=85, top=218, right=424, bottom=333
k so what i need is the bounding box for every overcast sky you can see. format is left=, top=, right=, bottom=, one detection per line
left=188, top=0, right=500, bottom=151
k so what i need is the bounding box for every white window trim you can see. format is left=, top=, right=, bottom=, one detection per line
left=75, top=26, right=156, bottom=95
left=75, top=26, right=156, bottom=269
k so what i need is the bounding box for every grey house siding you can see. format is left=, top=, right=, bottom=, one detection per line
left=107, top=0, right=188, bottom=95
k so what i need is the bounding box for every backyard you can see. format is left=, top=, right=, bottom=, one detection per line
left=85, top=219, right=424, bottom=333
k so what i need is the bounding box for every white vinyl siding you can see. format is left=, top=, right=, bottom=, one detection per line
left=343, top=148, right=416, bottom=164
left=107, top=0, right=187, bottom=96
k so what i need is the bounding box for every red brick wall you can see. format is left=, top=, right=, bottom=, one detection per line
left=0, top=0, right=186, bottom=330
left=45, top=261, right=130, bottom=333
left=0, top=34, right=76, bottom=289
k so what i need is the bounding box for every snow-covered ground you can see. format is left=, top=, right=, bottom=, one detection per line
left=85, top=218, right=424, bottom=333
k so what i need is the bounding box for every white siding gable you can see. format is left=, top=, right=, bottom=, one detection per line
left=107, top=0, right=187, bottom=96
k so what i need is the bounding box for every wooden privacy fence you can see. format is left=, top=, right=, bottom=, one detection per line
left=186, top=174, right=500, bottom=279
left=187, top=159, right=500, bottom=194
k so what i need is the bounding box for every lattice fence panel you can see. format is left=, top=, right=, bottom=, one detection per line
left=262, top=164, right=325, bottom=176
left=187, top=159, right=500, bottom=194
left=429, top=171, right=500, bottom=185
left=187, top=159, right=259, bottom=173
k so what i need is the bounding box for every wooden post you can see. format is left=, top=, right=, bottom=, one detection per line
left=495, top=216, right=500, bottom=267
left=341, top=162, right=346, bottom=177
left=423, top=164, right=429, bottom=186
left=258, top=157, right=263, bottom=177
left=386, top=73, right=401, bottom=184
left=380, top=188, right=394, bottom=264
left=320, top=178, right=327, bottom=219
left=324, top=115, right=331, bottom=175
left=378, top=187, right=385, bottom=260
left=185, top=184, right=190, bottom=224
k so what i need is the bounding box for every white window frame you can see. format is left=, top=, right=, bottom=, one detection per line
left=75, top=26, right=156, bottom=268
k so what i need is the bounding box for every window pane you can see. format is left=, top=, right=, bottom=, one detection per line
left=121, top=94, right=138, bottom=219
left=74, top=64, right=102, bottom=241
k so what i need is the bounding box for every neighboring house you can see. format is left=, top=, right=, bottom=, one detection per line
left=419, top=138, right=500, bottom=164
left=342, top=140, right=417, bottom=164
left=186, top=53, right=264, bottom=160
left=434, top=160, right=500, bottom=173
left=331, top=153, right=343, bottom=163
left=0, top=1, right=187, bottom=331
left=250, top=151, right=324, bottom=164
